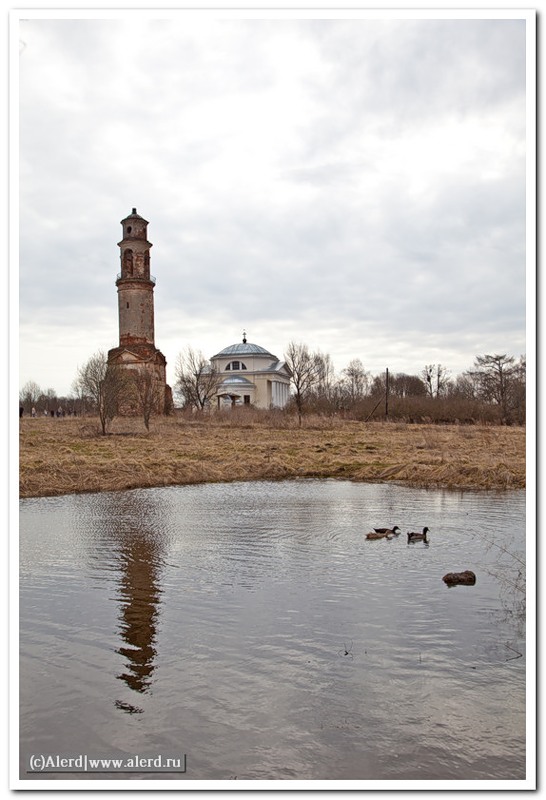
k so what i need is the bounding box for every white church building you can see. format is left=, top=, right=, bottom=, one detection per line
left=211, top=335, right=291, bottom=410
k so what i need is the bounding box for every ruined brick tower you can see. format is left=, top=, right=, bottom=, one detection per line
left=107, top=209, right=172, bottom=413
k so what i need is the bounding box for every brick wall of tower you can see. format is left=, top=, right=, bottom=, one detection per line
left=118, top=281, right=155, bottom=346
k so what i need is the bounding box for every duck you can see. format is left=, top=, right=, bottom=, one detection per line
left=373, top=526, right=400, bottom=535
left=407, top=527, right=429, bottom=543
left=366, top=531, right=388, bottom=540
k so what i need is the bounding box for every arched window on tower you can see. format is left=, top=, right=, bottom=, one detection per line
left=124, top=249, right=134, bottom=276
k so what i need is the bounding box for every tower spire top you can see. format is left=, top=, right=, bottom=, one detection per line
left=242, top=330, right=247, bottom=344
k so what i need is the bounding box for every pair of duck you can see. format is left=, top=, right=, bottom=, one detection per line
left=366, top=526, right=401, bottom=540
left=366, top=526, right=429, bottom=543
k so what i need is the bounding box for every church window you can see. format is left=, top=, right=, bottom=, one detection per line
left=225, top=361, right=247, bottom=371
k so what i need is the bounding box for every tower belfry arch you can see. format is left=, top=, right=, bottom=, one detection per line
left=108, top=209, right=171, bottom=414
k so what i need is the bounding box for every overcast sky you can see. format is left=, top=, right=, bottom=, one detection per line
left=16, top=10, right=532, bottom=397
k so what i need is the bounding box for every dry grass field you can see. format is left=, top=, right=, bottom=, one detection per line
left=18, top=413, right=526, bottom=499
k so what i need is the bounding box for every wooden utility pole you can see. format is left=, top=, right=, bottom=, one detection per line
left=385, top=367, right=389, bottom=418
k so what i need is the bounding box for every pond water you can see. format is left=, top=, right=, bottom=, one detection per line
left=19, top=479, right=527, bottom=785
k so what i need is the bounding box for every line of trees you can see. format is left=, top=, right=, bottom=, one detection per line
left=20, top=350, right=166, bottom=434
left=19, top=347, right=526, bottom=432
left=281, top=346, right=526, bottom=425
left=18, top=381, right=80, bottom=418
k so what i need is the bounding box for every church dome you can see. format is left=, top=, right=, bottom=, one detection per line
left=212, top=342, right=277, bottom=360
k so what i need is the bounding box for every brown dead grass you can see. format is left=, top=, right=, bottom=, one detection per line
left=18, top=414, right=526, bottom=498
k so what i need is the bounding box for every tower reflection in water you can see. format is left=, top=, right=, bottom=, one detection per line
left=107, top=493, right=167, bottom=714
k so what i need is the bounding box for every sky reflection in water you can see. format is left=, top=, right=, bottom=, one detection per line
left=19, top=480, right=527, bottom=783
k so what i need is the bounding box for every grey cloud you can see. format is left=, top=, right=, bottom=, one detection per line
left=17, top=15, right=529, bottom=395
left=295, top=19, right=526, bottom=160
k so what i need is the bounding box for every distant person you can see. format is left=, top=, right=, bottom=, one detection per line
left=31, top=407, right=36, bottom=418
left=19, top=406, right=23, bottom=418
left=43, top=409, right=48, bottom=417
left=50, top=410, right=54, bottom=418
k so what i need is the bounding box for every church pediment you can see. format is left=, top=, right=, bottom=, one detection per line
left=109, top=345, right=166, bottom=365
left=264, top=360, right=292, bottom=377
left=119, top=350, right=140, bottom=362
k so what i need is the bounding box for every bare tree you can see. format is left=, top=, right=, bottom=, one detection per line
left=129, top=369, right=164, bottom=430
left=313, top=350, right=336, bottom=408
left=42, top=388, right=58, bottom=411
left=76, top=350, right=128, bottom=434
left=389, top=373, right=426, bottom=398
left=174, top=347, right=220, bottom=411
left=341, top=358, right=370, bottom=405
left=510, top=355, right=526, bottom=423
left=70, top=376, right=91, bottom=416
left=284, top=341, right=323, bottom=425
left=422, top=364, right=450, bottom=399
left=469, top=353, right=521, bottom=423
left=370, top=372, right=387, bottom=398
left=450, top=373, right=478, bottom=400
left=19, top=380, right=42, bottom=413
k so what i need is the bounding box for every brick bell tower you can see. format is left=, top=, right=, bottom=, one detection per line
left=108, top=209, right=172, bottom=414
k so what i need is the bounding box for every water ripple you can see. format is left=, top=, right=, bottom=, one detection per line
left=20, top=480, right=527, bottom=782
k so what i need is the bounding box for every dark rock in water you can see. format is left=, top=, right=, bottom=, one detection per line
left=442, top=570, right=476, bottom=586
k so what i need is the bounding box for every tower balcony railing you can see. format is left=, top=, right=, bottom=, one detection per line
left=116, top=273, right=156, bottom=284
